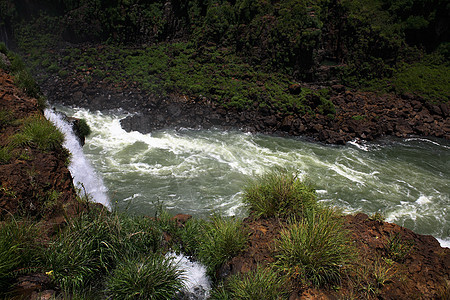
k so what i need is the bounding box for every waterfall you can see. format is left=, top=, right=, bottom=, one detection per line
left=44, top=108, right=110, bottom=209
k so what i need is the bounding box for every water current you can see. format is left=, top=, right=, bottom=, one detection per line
left=53, top=107, right=449, bottom=248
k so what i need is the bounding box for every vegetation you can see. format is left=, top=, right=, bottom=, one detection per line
left=76, top=118, right=91, bottom=138
left=3, top=0, right=447, bottom=101
left=46, top=208, right=163, bottom=292
left=211, top=265, right=289, bottom=300
left=106, top=254, right=185, bottom=300
left=243, top=171, right=317, bottom=218
left=385, top=233, right=414, bottom=263
left=0, top=218, right=41, bottom=292
left=11, top=115, right=64, bottom=151
left=275, top=208, right=354, bottom=286
left=179, top=215, right=248, bottom=278
left=0, top=42, right=41, bottom=99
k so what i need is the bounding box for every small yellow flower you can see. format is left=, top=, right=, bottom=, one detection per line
left=45, top=270, right=54, bottom=277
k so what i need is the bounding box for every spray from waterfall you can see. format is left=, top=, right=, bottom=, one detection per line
left=44, top=108, right=110, bottom=209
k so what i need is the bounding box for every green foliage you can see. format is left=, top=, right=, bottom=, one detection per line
left=243, top=170, right=317, bottom=218
left=0, top=219, right=41, bottom=293
left=76, top=118, right=91, bottom=138
left=0, top=146, right=12, bottom=164
left=106, top=254, right=185, bottom=300
left=0, top=109, right=14, bottom=128
left=352, top=115, right=366, bottom=121
left=390, top=62, right=449, bottom=102
left=198, top=215, right=248, bottom=277
left=179, top=215, right=247, bottom=278
left=215, top=265, right=289, bottom=300
left=46, top=209, right=163, bottom=292
left=275, top=208, right=354, bottom=286
left=385, top=233, right=413, bottom=263
left=369, top=212, right=385, bottom=222
left=42, top=189, right=61, bottom=213
left=11, top=115, right=64, bottom=151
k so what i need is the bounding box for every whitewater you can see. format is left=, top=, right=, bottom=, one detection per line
left=48, top=107, right=450, bottom=249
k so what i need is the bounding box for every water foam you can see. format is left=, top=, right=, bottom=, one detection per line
left=59, top=107, right=449, bottom=244
left=44, top=109, right=110, bottom=208
left=167, top=252, right=211, bottom=299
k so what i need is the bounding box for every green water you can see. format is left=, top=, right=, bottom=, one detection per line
left=64, top=108, right=449, bottom=246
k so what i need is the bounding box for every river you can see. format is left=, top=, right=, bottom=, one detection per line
left=52, top=107, right=450, bottom=248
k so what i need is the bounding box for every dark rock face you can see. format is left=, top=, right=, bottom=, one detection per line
left=40, top=65, right=449, bottom=144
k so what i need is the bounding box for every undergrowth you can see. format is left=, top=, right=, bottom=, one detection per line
left=106, top=254, right=185, bottom=300
left=0, top=218, right=41, bottom=294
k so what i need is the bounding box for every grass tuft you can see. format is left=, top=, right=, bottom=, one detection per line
left=198, top=215, right=248, bottom=278
left=106, top=254, right=185, bottom=300
left=11, top=115, right=64, bottom=151
left=0, top=146, right=12, bottom=164
left=179, top=215, right=247, bottom=278
left=214, top=265, right=289, bottom=300
left=385, top=233, right=413, bottom=263
left=0, top=218, right=41, bottom=293
left=243, top=170, right=317, bottom=218
left=275, top=208, right=354, bottom=287
left=45, top=209, right=163, bottom=292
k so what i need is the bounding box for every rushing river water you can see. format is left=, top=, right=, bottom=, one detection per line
left=55, top=107, right=449, bottom=247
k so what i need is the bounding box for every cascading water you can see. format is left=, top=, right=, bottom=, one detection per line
left=52, top=107, right=450, bottom=251
left=44, top=108, right=110, bottom=209
left=45, top=108, right=212, bottom=297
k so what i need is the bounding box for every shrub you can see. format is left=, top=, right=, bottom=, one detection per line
left=75, top=118, right=91, bottom=139
left=11, top=115, right=64, bottom=151
left=275, top=208, right=354, bottom=286
left=218, top=265, right=289, bottom=300
left=243, top=171, right=317, bottom=218
left=106, top=254, right=185, bottom=300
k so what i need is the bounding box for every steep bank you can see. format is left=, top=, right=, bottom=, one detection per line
left=0, top=68, right=83, bottom=228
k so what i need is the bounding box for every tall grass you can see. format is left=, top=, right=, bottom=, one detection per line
left=243, top=170, right=317, bottom=218
left=275, top=208, right=354, bottom=287
left=45, top=209, right=163, bottom=292
left=0, top=146, right=12, bottom=164
left=0, top=218, right=41, bottom=293
left=106, top=254, right=185, bottom=300
left=11, top=115, right=64, bottom=151
left=179, top=215, right=248, bottom=278
left=212, top=265, right=289, bottom=300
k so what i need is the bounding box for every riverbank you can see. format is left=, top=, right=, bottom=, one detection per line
left=1, top=62, right=450, bottom=298
left=35, top=43, right=449, bottom=144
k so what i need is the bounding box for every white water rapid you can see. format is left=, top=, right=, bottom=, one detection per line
left=52, top=107, right=450, bottom=249
left=44, top=108, right=110, bottom=209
